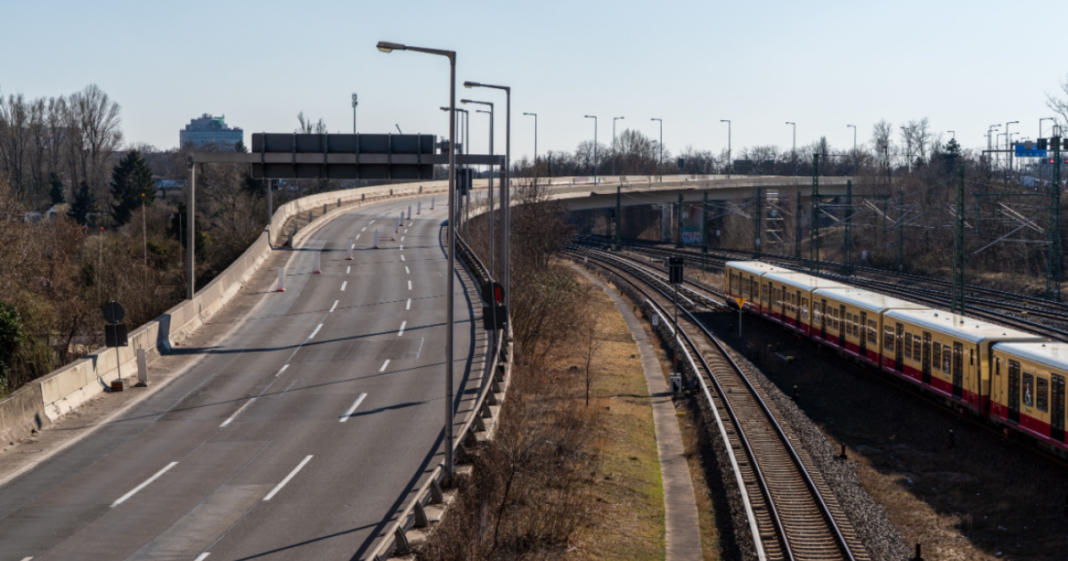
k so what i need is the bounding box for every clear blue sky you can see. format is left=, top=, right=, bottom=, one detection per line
left=3, top=0, right=1066, bottom=162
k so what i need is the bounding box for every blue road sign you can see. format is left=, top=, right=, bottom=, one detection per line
left=1016, top=144, right=1048, bottom=158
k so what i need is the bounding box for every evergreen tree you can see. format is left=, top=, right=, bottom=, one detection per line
left=0, top=301, right=24, bottom=385
left=67, top=180, right=96, bottom=224
left=110, top=150, right=156, bottom=226
left=48, top=173, right=66, bottom=204
left=234, top=140, right=248, bottom=153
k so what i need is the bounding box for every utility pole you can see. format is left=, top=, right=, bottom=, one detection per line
left=952, top=166, right=966, bottom=314
left=897, top=190, right=905, bottom=273
left=702, top=191, right=709, bottom=270
left=1048, top=135, right=1063, bottom=301
left=615, top=184, right=622, bottom=250
left=795, top=189, right=803, bottom=258
left=754, top=187, right=763, bottom=258
left=844, top=180, right=853, bottom=275
left=676, top=193, right=684, bottom=248
left=810, top=154, right=820, bottom=275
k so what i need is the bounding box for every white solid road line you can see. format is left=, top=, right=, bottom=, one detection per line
left=112, top=462, right=179, bottom=507
left=275, top=364, right=289, bottom=378
left=406, top=298, right=411, bottom=310
left=194, top=553, right=211, bottom=561
left=398, top=321, right=406, bottom=336
left=408, top=280, right=412, bottom=290
left=330, top=300, right=338, bottom=313
left=263, top=455, right=313, bottom=501
left=339, top=392, right=368, bottom=423
left=405, top=266, right=410, bottom=274
left=380, top=359, right=390, bottom=372
left=340, top=281, right=347, bottom=291
left=308, top=323, right=323, bottom=340
left=219, top=398, right=257, bottom=428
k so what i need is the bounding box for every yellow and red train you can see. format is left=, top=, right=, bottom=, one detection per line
left=725, top=261, right=1068, bottom=455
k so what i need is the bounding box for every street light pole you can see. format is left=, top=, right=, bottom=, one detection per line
left=377, top=40, right=458, bottom=482
left=613, top=116, right=624, bottom=176
left=585, top=115, right=598, bottom=183
left=847, top=124, right=857, bottom=176
left=948, top=130, right=955, bottom=140
left=652, top=118, right=663, bottom=182
left=523, top=112, right=537, bottom=179
left=786, top=122, right=796, bottom=175
left=1006, top=120, right=1019, bottom=174
left=356, top=93, right=365, bottom=135
left=466, top=81, right=512, bottom=313
left=721, top=120, right=731, bottom=178
left=1041, top=118, right=1056, bottom=138
left=462, top=99, right=496, bottom=275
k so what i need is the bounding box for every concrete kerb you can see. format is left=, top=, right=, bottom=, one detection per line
left=0, top=184, right=448, bottom=446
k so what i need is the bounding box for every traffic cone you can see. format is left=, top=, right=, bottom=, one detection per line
left=313, top=251, right=322, bottom=274
left=276, top=267, right=286, bottom=292
left=373, top=230, right=379, bottom=249
left=346, top=239, right=354, bottom=260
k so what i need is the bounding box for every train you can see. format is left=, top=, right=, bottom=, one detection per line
left=724, top=261, right=1068, bottom=456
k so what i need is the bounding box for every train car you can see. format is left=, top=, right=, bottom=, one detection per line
left=813, top=288, right=928, bottom=366
left=760, top=271, right=849, bottom=336
left=882, top=309, right=1044, bottom=414
left=990, top=342, right=1068, bottom=453
left=723, top=261, right=792, bottom=314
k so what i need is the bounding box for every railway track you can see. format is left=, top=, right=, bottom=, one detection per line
left=567, top=246, right=868, bottom=561
left=575, top=237, right=1068, bottom=342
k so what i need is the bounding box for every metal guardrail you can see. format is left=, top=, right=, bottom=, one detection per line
left=364, top=235, right=511, bottom=561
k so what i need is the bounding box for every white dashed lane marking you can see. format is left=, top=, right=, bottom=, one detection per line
left=330, top=300, right=338, bottom=313
left=340, top=281, right=347, bottom=291
left=339, top=393, right=368, bottom=423
left=406, top=299, right=411, bottom=310
left=380, top=359, right=390, bottom=372
left=407, top=280, right=412, bottom=291
left=263, top=455, right=313, bottom=501
left=398, top=321, right=406, bottom=336
left=112, top=462, right=179, bottom=507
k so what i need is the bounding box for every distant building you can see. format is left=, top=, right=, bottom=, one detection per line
left=180, top=114, right=243, bottom=150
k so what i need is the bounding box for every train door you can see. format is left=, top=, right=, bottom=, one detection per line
left=895, top=323, right=904, bottom=371
left=951, top=342, right=964, bottom=399
left=838, top=305, right=847, bottom=347
left=921, top=332, right=932, bottom=385
left=1052, top=374, right=1066, bottom=443
left=1008, top=359, right=1021, bottom=423
left=859, top=311, right=868, bottom=356
left=820, top=299, right=828, bottom=340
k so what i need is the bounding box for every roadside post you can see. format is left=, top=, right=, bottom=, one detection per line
left=103, top=301, right=128, bottom=391
left=136, top=348, right=148, bottom=387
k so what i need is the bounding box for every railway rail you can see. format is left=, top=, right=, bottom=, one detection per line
left=566, top=246, right=868, bottom=561
left=574, top=237, right=1068, bottom=342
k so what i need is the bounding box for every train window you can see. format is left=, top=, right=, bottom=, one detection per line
left=943, top=349, right=951, bottom=373
left=762, top=283, right=769, bottom=303
left=933, top=342, right=942, bottom=368
left=1038, top=377, right=1049, bottom=412
left=884, top=325, right=895, bottom=350
left=1024, top=373, right=1035, bottom=408
left=970, top=348, right=974, bottom=366
left=914, top=335, right=922, bottom=360
left=996, top=357, right=1000, bottom=376
left=869, top=320, right=878, bottom=345
left=802, top=298, right=809, bottom=319
left=904, top=332, right=913, bottom=359
left=854, top=318, right=861, bottom=338
left=832, top=308, right=840, bottom=330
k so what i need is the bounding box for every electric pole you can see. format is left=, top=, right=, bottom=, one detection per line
left=754, top=187, right=763, bottom=258
left=795, top=189, right=803, bottom=258
left=615, top=184, right=622, bottom=250
left=810, top=154, right=820, bottom=274
left=1048, top=136, right=1063, bottom=301
left=702, top=191, right=709, bottom=270
left=952, top=165, right=966, bottom=314
left=844, top=180, right=853, bottom=276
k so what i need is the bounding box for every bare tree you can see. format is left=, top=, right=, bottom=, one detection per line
left=296, top=112, right=327, bottom=134
left=1047, top=73, right=1068, bottom=132
left=579, top=309, right=603, bottom=406
left=873, top=119, right=894, bottom=181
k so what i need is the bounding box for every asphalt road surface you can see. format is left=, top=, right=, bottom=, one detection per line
left=0, top=196, right=490, bottom=561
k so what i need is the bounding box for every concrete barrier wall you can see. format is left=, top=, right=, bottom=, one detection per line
left=0, top=181, right=447, bottom=445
